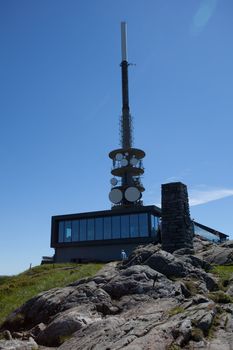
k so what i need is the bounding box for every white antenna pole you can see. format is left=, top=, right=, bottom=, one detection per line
left=121, top=22, right=127, bottom=61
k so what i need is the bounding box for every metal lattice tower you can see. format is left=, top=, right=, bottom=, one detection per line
left=108, top=22, right=146, bottom=208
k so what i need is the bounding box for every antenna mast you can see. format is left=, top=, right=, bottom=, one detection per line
left=120, top=22, right=132, bottom=149
left=108, top=22, right=146, bottom=208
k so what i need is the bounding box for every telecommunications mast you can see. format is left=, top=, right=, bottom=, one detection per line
left=109, top=22, right=145, bottom=208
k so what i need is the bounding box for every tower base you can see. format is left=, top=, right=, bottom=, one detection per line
left=161, top=182, right=194, bottom=253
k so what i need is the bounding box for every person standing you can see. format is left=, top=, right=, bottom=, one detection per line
left=121, top=249, right=127, bottom=261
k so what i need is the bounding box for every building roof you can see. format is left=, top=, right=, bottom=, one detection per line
left=193, top=220, right=229, bottom=239
left=52, top=205, right=161, bottom=220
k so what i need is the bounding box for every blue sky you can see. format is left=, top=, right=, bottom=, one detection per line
left=0, top=0, right=232, bottom=275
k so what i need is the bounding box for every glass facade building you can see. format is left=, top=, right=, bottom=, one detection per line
left=51, top=205, right=227, bottom=264
left=51, top=206, right=161, bottom=263
left=193, top=223, right=222, bottom=243
left=57, top=212, right=159, bottom=243
left=53, top=209, right=226, bottom=248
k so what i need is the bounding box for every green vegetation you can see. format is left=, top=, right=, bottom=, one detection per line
left=58, top=334, right=73, bottom=345
left=168, top=306, right=185, bottom=316
left=208, top=291, right=233, bottom=304
left=167, top=344, right=181, bottom=350
left=206, top=312, right=223, bottom=339
left=211, top=265, right=233, bottom=290
left=0, top=276, right=12, bottom=286
left=191, top=327, right=204, bottom=342
left=0, top=263, right=104, bottom=326
left=183, top=279, right=199, bottom=296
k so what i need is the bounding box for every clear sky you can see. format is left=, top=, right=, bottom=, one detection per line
left=0, top=0, right=232, bottom=275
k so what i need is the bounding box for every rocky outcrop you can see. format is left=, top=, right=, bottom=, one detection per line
left=196, top=244, right=233, bottom=265
left=0, top=337, right=38, bottom=350
left=0, top=237, right=233, bottom=349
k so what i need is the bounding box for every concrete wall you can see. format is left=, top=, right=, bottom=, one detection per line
left=55, top=242, right=141, bottom=263
left=161, top=182, right=194, bottom=253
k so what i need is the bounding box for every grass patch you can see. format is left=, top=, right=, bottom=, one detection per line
left=183, top=280, right=199, bottom=296
left=191, top=327, right=204, bottom=342
left=0, top=263, right=104, bottom=326
left=58, top=334, right=73, bottom=345
left=206, top=312, right=222, bottom=339
left=211, top=265, right=233, bottom=290
left=208, top=291, right=233, bottom=304
left=0, top=276, right=12, bottom=286
left=168, top=306, right=185, bottom=316
left=167, top=344, right=181, bottom=350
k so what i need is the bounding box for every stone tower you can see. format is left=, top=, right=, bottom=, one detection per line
left=161, top=182, right=194, bottom=253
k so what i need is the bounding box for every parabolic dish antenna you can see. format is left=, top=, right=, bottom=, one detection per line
left=125, top=187, right=141, bottom=202
left=115, top=153, right=123, bottom=161
left=110, top=177, right=118, bottom=186
left=130, top=157, right=138, bottom=166
left=109, top=188, right=123, bottom=204
left=121, top=158, right=128, bottom=167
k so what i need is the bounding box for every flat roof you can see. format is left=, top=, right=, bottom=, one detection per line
left=52, top=205, right=162, bottom=221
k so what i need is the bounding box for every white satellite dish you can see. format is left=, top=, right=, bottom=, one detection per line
left=115, top=153, right=123, bottom=161
left=121, top=158, right=128, bottom=167
left=109, top=188, right=123, bottom=204
left=130, top=157, right=138, bottom=166
left=110, top=178, right=118, bottom=186
left=125, top=187, right=141, bottom=202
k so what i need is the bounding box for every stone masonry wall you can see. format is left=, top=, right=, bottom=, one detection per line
left=161, top=182, right=194, bottom=253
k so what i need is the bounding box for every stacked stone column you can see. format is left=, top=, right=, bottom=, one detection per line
left=161, top=182, right=194, bottom=253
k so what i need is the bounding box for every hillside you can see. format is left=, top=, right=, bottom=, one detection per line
left=0, top=238, right=233, bottom=349
left=0, top=263, right=104, bottom=326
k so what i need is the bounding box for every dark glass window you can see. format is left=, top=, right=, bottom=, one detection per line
left=87, top=219, right=95, bottom=241
left=104, top=217, right=111, bottom=239
left=139, top=213, right=149, bottom=237
left=151, top=215, right=158, bottom=238
left=155, top=216, right=158, bottom=235
left=64, top=221, right=72, bottom=242
left=72, top=220, right=79, bottom=241
left=79, top=219, right=87, bottom=241
left=58, top=221, right=64, bottom=242
left=112, top=216, right=121, bottom=239
left=130, top=214, right=139, bottom=237
left=194, top=224, right=219, bottom=242
left=57, top=212, right=155, bottom=243
left=95, top=218, right=103, bottom=240
left=121, top=215, right=130, bottom=238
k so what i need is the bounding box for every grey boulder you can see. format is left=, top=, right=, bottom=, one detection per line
left=0, top=338, right=38, bottom=350
left=36, top=307, right=99, bottom=346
